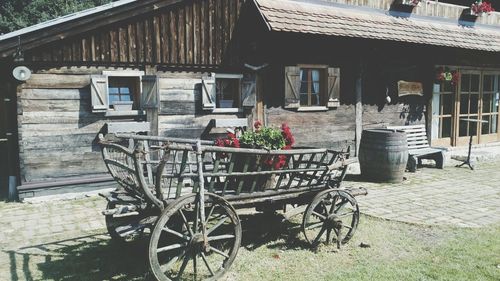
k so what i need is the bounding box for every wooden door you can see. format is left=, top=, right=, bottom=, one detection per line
left=478, top=73, right=500, bottom=143
left=456, top=71, right=481, bottom=146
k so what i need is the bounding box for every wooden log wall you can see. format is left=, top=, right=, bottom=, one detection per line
left=267, top=107, right=356, bottom=150
left=16, top=69, right=131, bottom=183
left=27, top=0, right=246, bottom=66
left=155, top=72, right=244, bottom=138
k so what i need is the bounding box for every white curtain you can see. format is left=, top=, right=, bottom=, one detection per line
left=312, top=70, right=320, bottom=93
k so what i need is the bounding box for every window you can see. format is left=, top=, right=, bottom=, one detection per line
left=90, top=71, right=150, bottom=115
left=216, top=78, right=240, bottom=109
left=202, top=73, right=256, bottom=112
left=108, top=77, right=140, bottom=110
left=284, top=65, right=340, bottom=110
left=299, top=68, right=322, bottom=106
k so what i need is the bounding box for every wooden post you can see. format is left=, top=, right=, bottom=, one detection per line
left=256, top=72, right=265, bottom=125
left=355, top=63, right=363, bottom=156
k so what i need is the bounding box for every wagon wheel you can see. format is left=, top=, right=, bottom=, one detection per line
left=105, top=202, right=146, bottom=243
left=302, top=189, right=359, bottom=249
left=149, top=193, right=241, bottom=281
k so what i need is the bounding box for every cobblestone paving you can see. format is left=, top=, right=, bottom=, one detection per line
left=0, top=160, right=499, bottom=280
left=346, top=160, right=500, bottom=228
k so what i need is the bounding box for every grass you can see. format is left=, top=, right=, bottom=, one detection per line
left=226, top=213, right=500, bottom=281
left=2, top=212, right=499, bottom=281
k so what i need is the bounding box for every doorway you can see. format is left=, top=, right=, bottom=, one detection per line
left=432, top=69, right=500, bottom=147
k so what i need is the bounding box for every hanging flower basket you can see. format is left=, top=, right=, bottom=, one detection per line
left=435, top=67, right=460, bottom=86
left=470, top=0, right=495, bottom=16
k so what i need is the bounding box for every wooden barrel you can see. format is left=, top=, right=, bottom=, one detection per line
left=358, top=129, right=408, bottom=183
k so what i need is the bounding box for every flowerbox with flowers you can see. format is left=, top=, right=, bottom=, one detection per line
left=215, top=121, right=295, bottom=190
left=470, top=0, right=495, bottom=16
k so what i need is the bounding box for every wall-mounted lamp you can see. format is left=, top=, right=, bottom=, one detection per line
left=385, top=87, right=392, bottom=104
left=12, top=66, right=31, bottom=81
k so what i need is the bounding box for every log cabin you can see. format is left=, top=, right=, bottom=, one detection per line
left=1, top=0, right=499, bottom=199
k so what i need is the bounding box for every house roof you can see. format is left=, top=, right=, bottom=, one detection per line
left=254, top=0, right=500, bottom=52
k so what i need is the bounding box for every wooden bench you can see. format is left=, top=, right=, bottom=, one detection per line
left=386, top=124, right=446, bottom=172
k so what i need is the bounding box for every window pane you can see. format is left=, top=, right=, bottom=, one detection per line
left=311, top=82, right=320, bottom=94
left=300, top=93, right=308, bottom=106
left=300, top=82, right=308, bottom=94
left=311, top=93, right=319, bottom=106
left=469, top=120, right=477, bottom=136
left=300, top=69, right=307, bottom=82
left=482, top=116, right=490, bottom=135
left=443, top=81, right=453, bottom=92
left=441, top=94, right=452, bottom=115
left=441, top=117, right=451, bottom=138
left=459, top=119, right=468, bottom=137
left=120, top=87, right=130, bottom=94
left=471, top=74, right=480, bottom=92
left=492, top=115, right=498, bottom=133
left=461, top=74, right=470, bottom=92
left=484, top=75, right=493, bottom=91
left=470, top=94, right=478, bottom=114
left=109, top=94, right=119, bottom=103
left=109, top=87, right=119, bottom=94
left=311, top=70, right=320, bottom=82
left=121, top=95, right=131, bottom=102
left=483, top=94, right=492, bottom=114
left=460, top=94, right=469, bottom=114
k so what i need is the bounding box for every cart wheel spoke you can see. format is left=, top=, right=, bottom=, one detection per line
left=149, top=193, right=241, bottom=281
left=208, top=234, right=235, bottom=241
left=305, top=221, right=323, bottom=230
left=179, top=209, right=194, bottom=236
left=311, top=211, right=326, bottom=221
left=210, top=246, right=230, bottom=258
left=162, top=227, right=190, bottom=241
left=201, top=252, right=215, bottom=276
left=160, top=249, right=186, bottom=272
left=176, top=254, right=190, bottom=279
left=312, top=226, right=327, bottom=246
left=329, top=195, right=338, bottom=214
left=326, top=228, right=332, bottom=245
left=157, top=243, right=186, bottom=253
left=206, top=216, right=228, bottom=235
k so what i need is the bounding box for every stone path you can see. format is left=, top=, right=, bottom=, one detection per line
left=0, top=159, right=499, bottom=280
left=346, top=159, right=500, bottom=227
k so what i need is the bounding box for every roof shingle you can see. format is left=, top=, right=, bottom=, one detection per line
left=254, top=0, right=500, bottom=52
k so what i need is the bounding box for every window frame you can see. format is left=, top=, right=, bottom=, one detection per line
left=212, top=73, right=244, bottom=113
left=101, top=70, right=145, bottom=116
left=298, top=65, right=327, bottom=108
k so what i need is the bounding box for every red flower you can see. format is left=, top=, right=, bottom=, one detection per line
left=254, top=120, right=262, bottom=132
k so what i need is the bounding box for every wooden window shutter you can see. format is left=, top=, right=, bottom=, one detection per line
left=201, top=74, right=216, bottom=110
left=327, top=67, right=340, bottom=107
left=284, top=66, right=300, bottom=108
left=90, top=75, right=108, bottom=112
left=242, top=74, right=256, bottom=107
left=141, top=75, right=159, bottom=109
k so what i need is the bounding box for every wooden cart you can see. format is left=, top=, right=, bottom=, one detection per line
left=98, top=133, right=367, bottom=281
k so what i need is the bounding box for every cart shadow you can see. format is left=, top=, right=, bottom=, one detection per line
left=239, top=212, right=312, bottom=251
left=5, top=233, right=153, bottom=281
left=5, top=214, right=310, bottom=280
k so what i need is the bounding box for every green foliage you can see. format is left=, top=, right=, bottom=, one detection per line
left=0, top=0, right=112, bottom=35
left=240, top=127, right=285, bottom=150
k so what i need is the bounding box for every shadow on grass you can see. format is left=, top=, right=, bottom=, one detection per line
left=6, top=234, right=152, bottom=281
left=5, top=212, right=312, bottom=280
